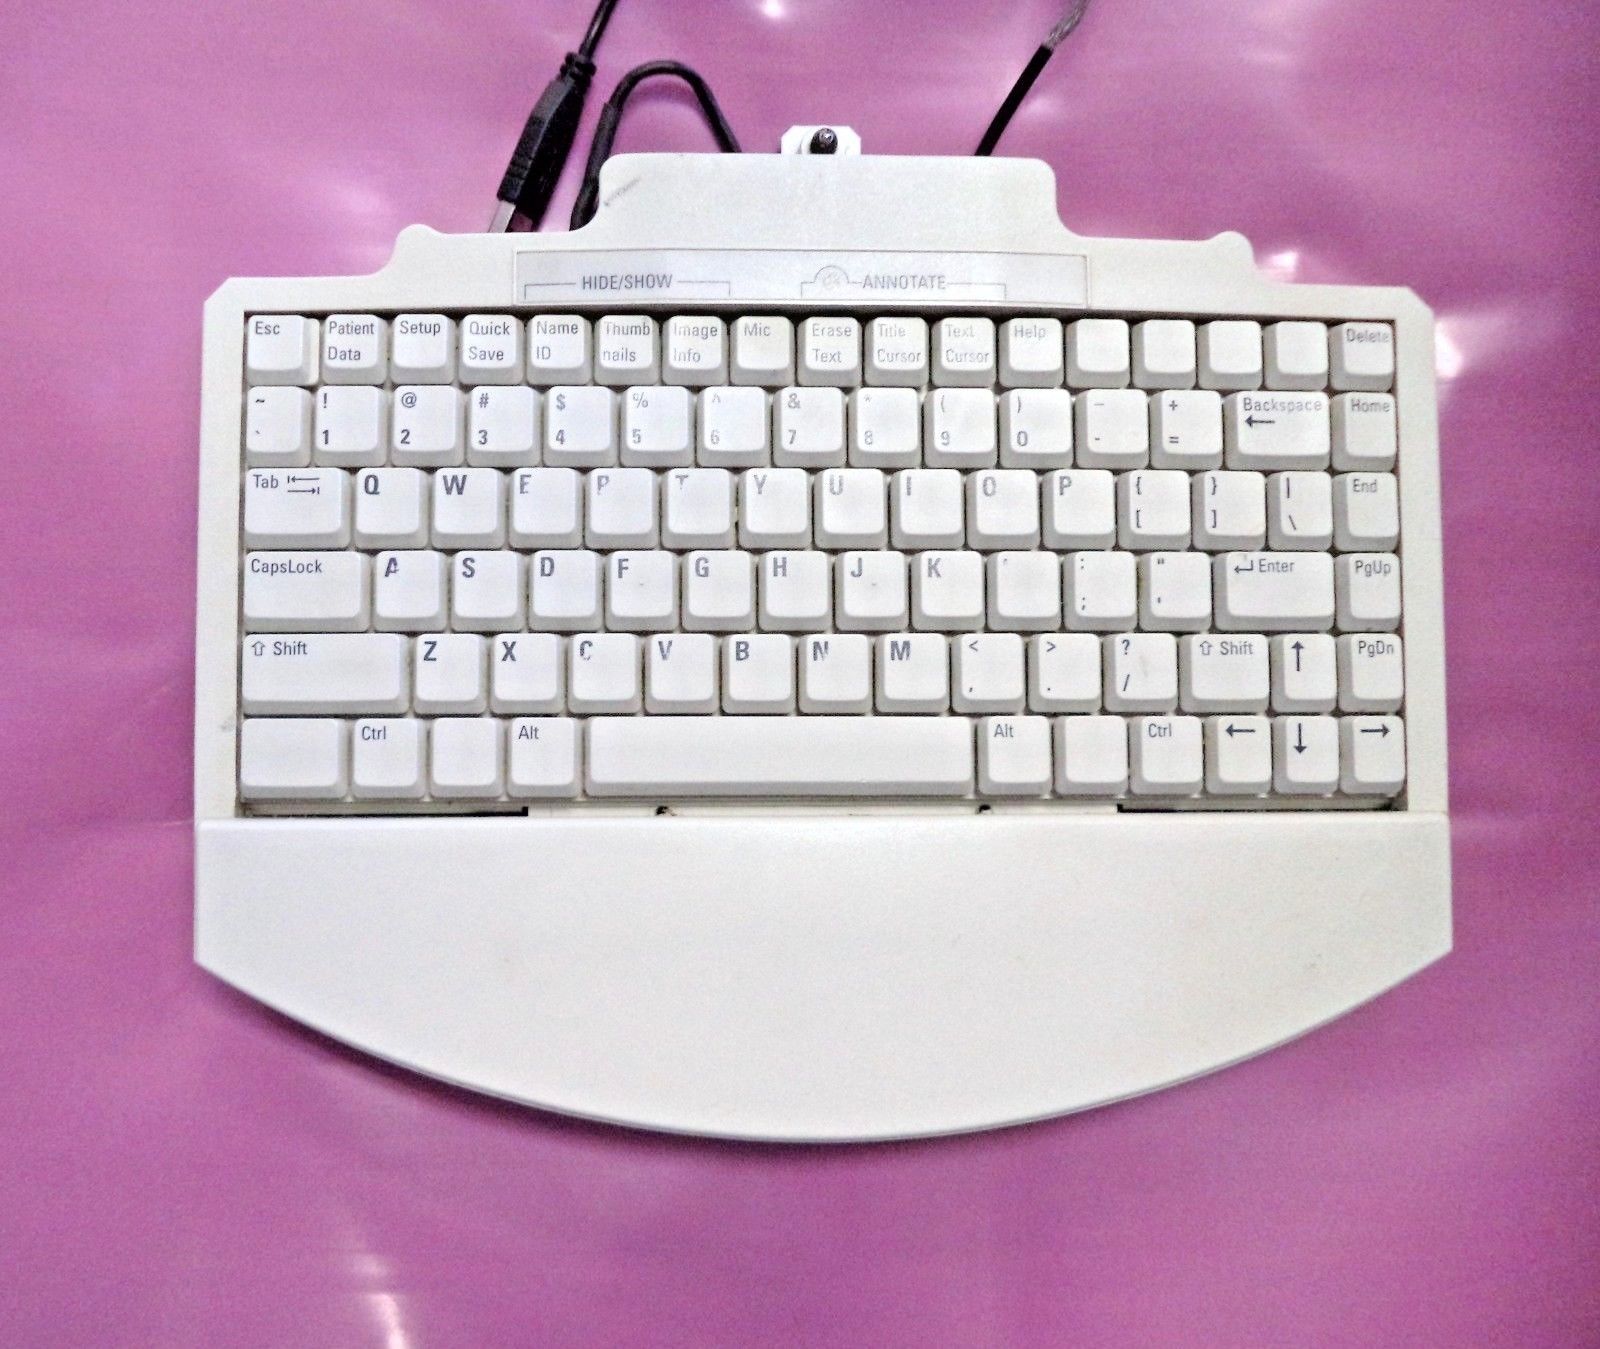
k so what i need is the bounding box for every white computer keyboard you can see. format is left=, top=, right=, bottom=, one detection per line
left=195, top=145, right=1450, bottom=1139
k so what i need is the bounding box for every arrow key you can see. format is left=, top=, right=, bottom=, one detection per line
left=1205, top=715, right=1271, bottom=794
left=1273, top=715, right=1339, bottom=795
left=1340, top=716, right=1406, bottom=796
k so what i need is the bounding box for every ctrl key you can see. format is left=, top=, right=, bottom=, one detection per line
left=240, top=718, right=347, bottom=800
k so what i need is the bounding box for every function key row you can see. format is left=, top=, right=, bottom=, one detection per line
left=246, top=314, right=1396, bottom=393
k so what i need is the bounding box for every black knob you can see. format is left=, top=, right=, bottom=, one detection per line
left=808, top=127, right=839, bottom=155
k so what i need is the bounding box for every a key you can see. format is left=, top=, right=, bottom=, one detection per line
left=876, top=633, right=949, bottom=712
left=1329, top=323, right=1394, bottom=391
left=698, top=387, right=769, bottom=467
left=373, top=550, right=446, bottom=631
left=1118, top=470, right=1190, bottom=550
left=1139, top=552, right=1212, bottom=632
left=999, top=389, right=1073, bottom=469
left=569, top=633, right=643, bottom=713
left=933, top=317, right=996, bottom=386
left=645, top=634, right=719, bottom=713
left=740, top=469, right=811, bottom=548
left=351, top=718, right=425, bottom=799
left=246, top=315, right=318, bottom=386
left=1028, top=634, right=1102, bottom=713
left=1066, top=318, right=1130, bottom=388
left=999, top=318, right=1064, bottom=388
left=968, top=470, right=1041, bottom=549
left=1338, top=634, right=1404, bottom=712
left=987, top=552, right=1060, bottom=631
left=1105, top=633, right=1178, bottom=713
left=244, top=387, right=312, bottom=467
left=759, top=551, right=831, bottom=631
left=849, top=388, right=921, bottom=467
left=1336, top=554, right=1401, bottom=631
left=1331, top=394, right=1397, bottom=471
left=467, top=387, right=540, bottom=467
left=321, top=315, right=386, bottom=384
left=979, top=716, right=1052, bottom=796
left=1181, top=633, right=1268, bottom=712
left=798, top=317, right=861, bottom=386
left=459, top=315, right=522, bottom=385
left=244, top=552, right=369, bottom=632
left=1333, top=473, right=1399, bottom=551
left=1267, top=472, right=1334, bottom=550
left=911, top=551, right=984, bottom=631
left=429, top=717, right=504, bottom=798
left=621, top=386, right=694, bottom=466
left=954, top=633, right=1026, bottom=713
left=239, top=718, right=346, bottom=799
left=774, top=387, right=847, bottom=466
left=491, top=633, right=564, bottom=714
left=1129, top=715, right=1204, bottom=795
left=1224, top=392, right=1330, bottom=470
left=1204, top=715, right=1271, bottom=794
left=605, top=551, right=678, bottom=632
left=1064, top=551, right=1137, bottom=632
left=390, top=314, right=454, bottom=383
left=545, top=387, right=617, bottom=467
left=1074, top=389, right=1149, bottom=469
left=1149, top=390, right=1222, bottom=469
left=1264, top=321, right=1329, bottom=391
left=1055, top=716, right=1128, bottom=795
left=865, top=317, right=928, bottom=386
left=529, top=549, right=603, bottom=631
left=1340, top=716, right=1405, bottom=795
left=241, top=633, right=407, bottom=714
left=1043, top=470, right=1116, bottom=549
left=586, top=468, right=658, bottom=549
left=1131, top=320, right=1196, bottom=390
left=594, top=315, right=658, bottom=385
left=1274, top=715, right=1340, bottom=794
left=893, top=469, right=965, bottom=549
left=508, top=718, right=582, bottom=797
left=243, top=468, right=350, bottom=549
left=836, top=552, right=908, bottom=631
left=527, top=315, right=591, bottom=385
left=432, top=468, right=506, bottom=549
left=415, top=633, right=487, bottom=712
left=723, top=634, right=796, bottom=712
left=1214, top=552, right=1334, bottom=631
left=815, top=470, right=888, bottom=549
left=663, top=316, right=727, bottom=386
left=1270, top=634, right=1337, bottom=712
left=391, top=386, right=464, bottom=467
left=683, top=550, right=756, bottom=631
left=1192, top=471, right=1266, bottom=551
left=662, top=469, right=735, bottom=549
left=1197, top=321, right=1262, bottom=391
left=509, top=467, right=583, bottom=548
left=924, top=389, right=998, bottom=469
left=731, top=316, right=794, bottom=386
left=799, top=634, right=872, bottom=713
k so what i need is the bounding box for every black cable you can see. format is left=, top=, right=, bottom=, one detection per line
left=578, top=0, right=621, bottom=60
left=975, top=0, right=1094, bottom=156
left=569, top=61, right=740, bottom=230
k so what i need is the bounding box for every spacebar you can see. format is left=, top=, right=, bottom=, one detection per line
left=586, top=717, right=975, bottom=797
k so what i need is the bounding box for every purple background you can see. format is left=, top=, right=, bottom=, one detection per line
left=4, top=0, right=1598, bottom=1343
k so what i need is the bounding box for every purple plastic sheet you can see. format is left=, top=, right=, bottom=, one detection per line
left=3, top=0, right=1598, bottom=1343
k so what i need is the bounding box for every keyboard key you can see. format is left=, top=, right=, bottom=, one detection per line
left=545, top=387, right=617, bottom=467
left=663, top=316, right=728, bottom=386
left=740, top=469, right=811, bottom=548
left=979, top=715, right=1052, bottom=795
left=1340, top=716, right=1405, bottom=795
left=968, top=470, right=1041, bottom=550
left=1204, top=715, right=1271, bottom=794
left=933, top=317, right=996, bottom=386
left=699, top=387, right=770, bottom=466
left=1338, top=634, right=1404, bottom=712
left=392, top=386, right=464, bottom=467
left=893, top=469, right=965, bottom=549
left=527, top=315, right=591, bottom=385
left=313, top=387, right=386, bottom=467
left=987, top=552, right=1060, bottom=631
left=1331, top=393, right=1397, bottom=471
left=586, top=468, right=658, bottom=549
left=876, top=633, right=949, bottom=712
left=1197, top=320, right=1262, bottom=391
left=451, top=552, right=523, bottom=631
left=510, top=467, right=583, bottom=548
left=1267, top=471, right=1333, bottom=550
left=1224, top=392, right=1330, bottom=470
left=1264, top=321, right=1329, bottom=390
left=246, top=315, right=318, bottom=386
left=586, top=716, right=974, bottom=796
left=1054, top=716, right=1128, bottom=795
left=569, top=633, right=643, bottom=713
left=1329, top=322, right=1394, bottom=391
left=605, top=551, right=678, bottom=632
left=244, top=387, right=312, bottom=467
left=911, top=550, right=984, bottom=630
left=244, top=552, right=368, bottom=632
left=1064, top=550, right=1137, bottom=632
left=1148, top=390, right=1222, bottom=469
left=460, top=315, right=522, bottom=385
left=1335, top=554, right=1401, bottom=631
left=1138, top=552, right=1211, bottom=632
left=683, top=550, right=756, bottom=631
left=529, top=549, right=602, bottom=631
left=1333, top=473, right=1399, bottom=551
left=835, top=549, right=910, bottom=633
left=321, top=315, right=386, bottom=385
left=1129, top=715, right=1203, bottom=795
left=595, top=315, right=659, bottom=385
left=731, top=316, right=794, bottom=386
left=351, top=718, right=426, bottom=799
left=1118, top=470, right=1190, bottom=550
left=663, top=469, right=736, bottom=549
left=723, top=634, right=795, bottom=712
left=1074, top=389, right=1148, bottom=469
left=390, top=314, right=454, bottom=383
left=775, top=387, right=847, bottom=466
left=954, top=633, right=1026, bottom=712
left=1105, top=633, right=1178, bottom=713
left=621, top=385, right=694, bottom=466
left=646, top=633, right=719, bottom=713
left=433, top=469, right=506, bottom=549
left=999, top=389, right=1073, bottom=469
left=799, top=633, right=872, bottom=713
left=468, top=386, right=540, bottom=467
left=373, top=550, right=446, bottom=631
left=243, top=468, right=350, bottom=549
left=759, top=551, right=831, bottom=631
left=1270, top=633, right=1337, bottom=712
left=1028, top=633, right=1101, bottom=712
left=816, top=469, right=888, bottom=549
left=798, top=317, right=861, bottom=386
left=925, top=389, right=998, bottom=468
left=1043, top=470, right=1116, bottom=549
left=508, top=718, right=582, bottom=797
left=1066, top=318, right=1130, bottom=388
left=999, top=318, right=1064, bottom=388
left=239, top=718, right=346, bottom=799
left=1214, top=552, right=1334, bottom=631
left=1192, top=471, right=1265, bottom=551
left=1131, top=320, right=1196, bottom=389
left=491, top=634, right=564, bottom=714
left=1181, top=633, right=1268, bottom=712
left=241, top=633, right=407, bottom=715
left=429, top=717, right=504, bottom=798
left=415, top=633, right=486, bottom=713
left=865, top=317, right=928, bottom=386
left=1273, top=715, right=1339, bottom=794
left=849, top=388, right=921, bottom=467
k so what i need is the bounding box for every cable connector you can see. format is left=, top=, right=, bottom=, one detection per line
left=491, top=51, right=596, bottom=231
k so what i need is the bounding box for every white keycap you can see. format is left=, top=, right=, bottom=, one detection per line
left=429, top=717, right=504, bottom=798
left=775, top=387, right=847, bottom=466
left=460, top=315, right=522, bottom=385
left=569, top=633, right=643, bottom=713
left=1074, top=389, right=1149, bottom=468
left=865, top=317, right=928, bottom=386
left=911, top=550, right=984, bottom=630
left=1267, top=471, right=1333, bottom=550
left=1118, top=470, right=1190, bottom=550
left=1204, top=715, right=1271, bottom=794
left=1224, top=392, right=1330, bottom=470
left=954, top=633, right=1026, bottom=713
left=390, top=314, right=454, bottom=383
left=1274, top=716, right=1339, bottom=794
left=1331, top=393, right=1397, bottom=471
left=491, top=633, right=564, bottom=713
left=849, top=388, right=921, bottom=467
left=933, top=317, right=996, bottom=386
left=740, top=468, right=811, bottom=548
left=529, top=549, right=603, bottom=631
left=351, top=718, right=425, bottom=799
left=1064, top=551, right=1137, bottom=631
left=432, top=468, right=505, bottom=549
left=1197, top=320, right=1262, bottom=391
left=1333, top=474, right=1399, bottom=551
left=646, top=633, right=719, bottom=713
left=586, top=716, right=974, bottom=796
left=321, top=315, right=386, bottom=384
left=999, top=389, right=1073, bottom=468
left=1193, top=471, right=1266, bottom=551
left=1336, top=554, right=1401, bottom=631
left=1130, top=716, right=1203, bottom=795
left=545, top=387, right=617, bottom=467
left=663, top=316, right=727, bottom=386
left=1105, top=633, right=1178, bottom=713
left=394, top=639, right=471, bottom=725
left=836, top=551, right=908, bottom=632
left=1043, top=470, right=1115, bottom=549
left=621, top=385, right=693, bottom=466
left=246, top=315, right=318, bottom=386
left=1028, top=634, right=1101, bottom=712
left=1214, top=552, right=1334, bottom=631
left=586, top=468, right=658, bottom=549
left=239, top=718, right=346, bottom=799
left=1132, top=320, right=1196, bottom=390
left=662, top=469, right=735, bottom=549
left=392, top=386, right=464, bottom=467
left=373, top=550, right=446, bottom=631
left=605, top=551, right=677, bottom=631
left=1139, top=552, right=1212, bottom=631
left=1338, top=634, right=1404, bottom=712
left=798, top=317, right=861, bottom=386
left=924, top=389, right=998, bottom=468
left=759, top=551, right=831, bottom=631
left=244, top=552, right=368, bottom=632
left=508, top=718, right=581, bottom=797
left=451, top=552, right=523, bottom=632
left=724, top=634, right=795, bottom=712
left=987, top=551, right=1060, bottom=630
left=241, top=633, right=407, bottom=714
left=1270, top=633, right=1337, bottom=712
left=1329, top=323, right=1394, bottom=391
left=594, top=315, right=658, bottom=385
left=1066, top=318, right=1130, bottom=388
left=683, top=550, right=756, bottom=630
left=1055, top=716, right=1128, bottom=795
left=698, top=387, right=770, bottom=466
left=968, top=470, right=1040, bottom=549
left=893, top=469, right=965, bottom=548
left=311, top=387, right=386, bottom=467
left=1181, top=633, right=1268, bottom=712
left=816, top=469, right=888, bottom=548
left=1149, top=390, right=1223, bottom=469
left=244, top=387, right=312, bottom=467
left=979, top=716, right=1052, bottom=795
left=799, top=634, right=872, bottom=713
left=468, top=386, right=540, bottom=466
left=876, top=633, right=949, bottom=712
left=731, top=316, right=794, bottom=385
left=1341, top=716, right=1405, bottom=795
left=999, top=317, right=1064, bottom=388
left=527, top=315, right=591, bottom=385
left=510, top=467, right=583, bottom=548
left=1264, top=321, right=1329, bottom=390
left=243, top=467, right=350, bottom=548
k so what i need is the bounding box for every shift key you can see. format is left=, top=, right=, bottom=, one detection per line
left=1214, top=552, right=1333, bottom=632
left=242, top=633, right=409, bottom=714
